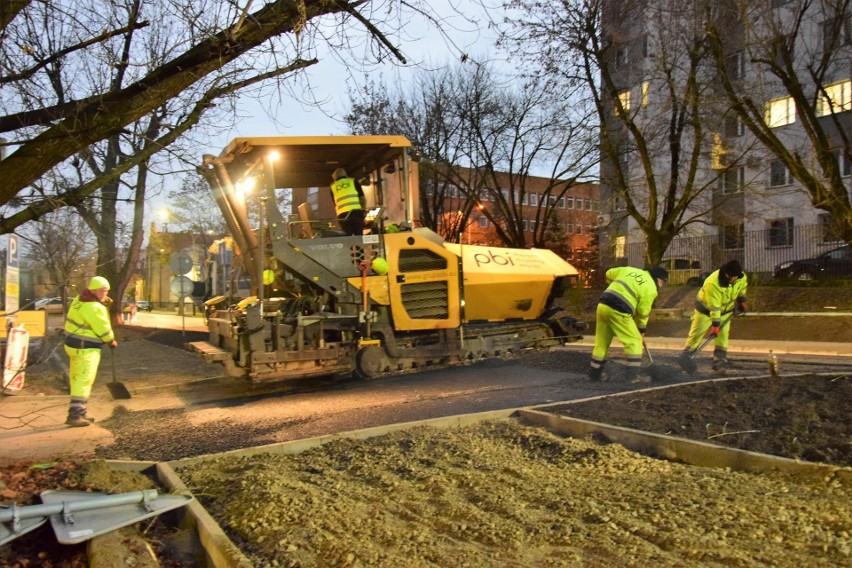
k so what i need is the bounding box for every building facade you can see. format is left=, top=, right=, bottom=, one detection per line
left=598, top=0, right=851, bottom=278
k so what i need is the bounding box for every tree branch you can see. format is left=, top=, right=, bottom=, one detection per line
left=0, top=58, right=317, bottom=234
left=0, top=0, right=343, bottom=206
left=0, top=20, right=150, bottom=87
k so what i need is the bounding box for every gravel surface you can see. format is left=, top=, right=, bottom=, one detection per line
left=3, top=306, right=851, bottom=566
left=177, top=419, right=851, bottom=567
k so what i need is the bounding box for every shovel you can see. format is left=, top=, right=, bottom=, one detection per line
left=106, top=346, right=131, bottom=400
left=641, top=340, right=663, bottom=382
left=676, top=312, right=735, bottom=375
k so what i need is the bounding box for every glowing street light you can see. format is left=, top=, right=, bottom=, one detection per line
left=158, top=208, right=170, bottom=232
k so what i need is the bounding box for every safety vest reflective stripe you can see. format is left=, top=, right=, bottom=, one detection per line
left=607, top=278, right=639, bottom=311
left=64, top=299, right=115, bottom=343
left=65, top=315, right=91, bottom=332
left=331, top=178, right=361, bottom=214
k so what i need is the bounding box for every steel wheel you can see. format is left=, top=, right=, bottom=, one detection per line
left=355, top=345, right=389, bottom=379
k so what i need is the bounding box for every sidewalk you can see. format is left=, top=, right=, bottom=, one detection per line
left=0, top=325, right=216, bottom=466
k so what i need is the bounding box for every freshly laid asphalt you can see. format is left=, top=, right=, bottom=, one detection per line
left=1, top=312, right=850, bottom=466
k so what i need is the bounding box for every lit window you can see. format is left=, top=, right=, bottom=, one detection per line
left=711, top=132, right=728, bottom=170
left=641, top=82, right=650, bottom=107
left=817, top=80, right=851, bottom=116
left=765, top=96, right=796, bottom=127
left=614, top=235, right=626, bottom=258
left=617, top=89, right=631, bottom=113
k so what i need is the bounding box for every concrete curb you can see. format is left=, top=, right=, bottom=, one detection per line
left=567, top=336, right=852, bottom=357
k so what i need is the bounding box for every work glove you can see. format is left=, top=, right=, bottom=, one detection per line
left=102, top=296, right=114, bottom=308
left=736, top=301, right=749, bottom=314
left=709, top=325, right=721, bottom=337
left=109, top=340, right=118, bottom=349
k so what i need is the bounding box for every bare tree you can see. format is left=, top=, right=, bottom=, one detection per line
left=497, top=0, right=765, bottom=266
left=20, top=208, right=97, bottom=304
left=346, top=62, right=598, bottom=247
left=705, top=0, right=852, bottom=245
left=0, top=0, right=437, bottom=317
left=167, top=175, right=228, bottom=242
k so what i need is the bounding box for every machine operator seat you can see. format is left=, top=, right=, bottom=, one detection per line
left=297, top=203, right=347, bottom=238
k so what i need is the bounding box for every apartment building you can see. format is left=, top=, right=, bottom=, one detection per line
left=598, top=0, right=851, bottom=277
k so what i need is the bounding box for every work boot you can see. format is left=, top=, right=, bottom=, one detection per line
left=588, top=366, right=603, bottom=382
left=712, top=358, right=731, bottom=372
left=65, top=417, right=92, bottom=428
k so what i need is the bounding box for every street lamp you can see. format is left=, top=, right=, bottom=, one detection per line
left=158, top=208, right=170, bottom=232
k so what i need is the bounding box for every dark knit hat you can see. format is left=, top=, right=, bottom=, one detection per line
left=722, top=259, right=744, bottom=278
left=649, top=266, right=668, bottom=282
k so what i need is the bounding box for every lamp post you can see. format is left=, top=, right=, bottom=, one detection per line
left=260, top=150, right=279, bottom=306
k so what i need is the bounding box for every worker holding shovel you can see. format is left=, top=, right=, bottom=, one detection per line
left=589, top=265, right=668, bottom=383
left=677, top=260, right=748, bottom=373
left=63, top=276, right=118, bottom=427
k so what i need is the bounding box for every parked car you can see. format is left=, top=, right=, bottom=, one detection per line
left=773, top=244, right=852, bottom=281
left=34, top=297, right=64, bottom=313
left=135, top=300, right=152, bottom=312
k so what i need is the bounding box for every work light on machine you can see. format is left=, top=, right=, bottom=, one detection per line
left=234, top=177, right=255, bottom=202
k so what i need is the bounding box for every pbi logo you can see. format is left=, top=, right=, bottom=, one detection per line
left=627, top=270, right=648, bottom=285
left=473, top=250, right=515, bottom=268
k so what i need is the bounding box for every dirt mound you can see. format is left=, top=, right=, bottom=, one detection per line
left=546, top=374, right=852, bottom=467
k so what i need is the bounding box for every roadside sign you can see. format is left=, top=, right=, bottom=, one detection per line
left=2, top=326, right=29, bottom=391
left=0, top=311, right=47, bottom=338
left=5, top=235, right=19, bottom=316
left=169, top=252, right=193, bottom=276
left=170, top=275, right=193, bottom=298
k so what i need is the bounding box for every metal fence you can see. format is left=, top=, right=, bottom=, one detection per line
left=599, top=223, right=848, bottom=282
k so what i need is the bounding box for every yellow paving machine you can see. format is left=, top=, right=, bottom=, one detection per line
left=189, top=136, right=586, bottom=382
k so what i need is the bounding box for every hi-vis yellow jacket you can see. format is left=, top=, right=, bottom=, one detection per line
left=599, top=266, right=659, bottom=332
left=65, top=296, right=115, bottom=348
left=330, top=177, right=363, bottom=215
left=696, top=270, right=748, bottom=326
